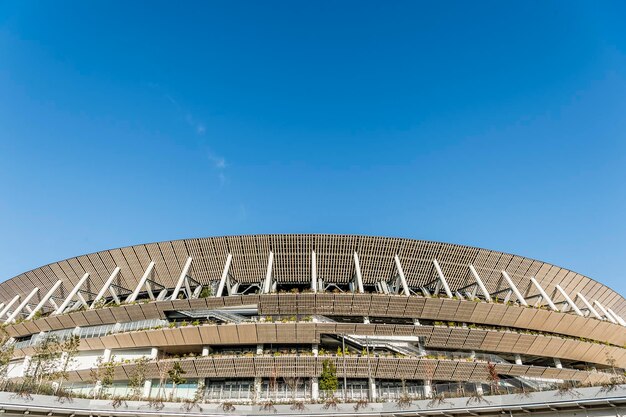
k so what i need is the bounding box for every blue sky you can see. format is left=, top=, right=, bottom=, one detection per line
left=1, top=1, right=626, bottom=294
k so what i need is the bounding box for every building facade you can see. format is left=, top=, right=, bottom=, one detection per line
left=0, top=234, right=625, bottom=415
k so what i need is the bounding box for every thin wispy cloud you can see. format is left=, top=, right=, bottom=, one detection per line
left=156, top=89, right=229, bottom=185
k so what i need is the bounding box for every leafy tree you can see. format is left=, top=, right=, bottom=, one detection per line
left=319, top=359, right=338, bottom=394
left=0, top=327, right=15, bottom=380
left=54, top=335, right=80, bottom=392
left=198, top=287, right=212, bottom=298
left=167, top=362, right=187, bottom=399
left=128, top=357, right=149, bottom=399
left=90, top=355, right=115, bottom=399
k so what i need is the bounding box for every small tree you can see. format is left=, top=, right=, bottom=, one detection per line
left=90, top=356, right=115, bottom=399
left=128, top=357, right=149, bottom=400
left=55, top=335, right=80, bottom=392
left=486, top=362, right=499, bottom=394
left=319, top=359, right=338, bottom=396
left=167, top=362, right=187, bottom=400
left=0, top=327, right=15, bottom=381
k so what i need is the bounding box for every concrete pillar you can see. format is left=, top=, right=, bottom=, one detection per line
left=312, top=344, right=318, bottom=357
left=470, top=350, right=476, bottom=360
left=143, top=379, right=152, bottom=398
left=22, top=356, right=31, bottom=377
left=423, top=381, right=432, bottom=398
left=514, top=354, right=522, bottom=365
left=254, top=377, right=263, bottom=402
left=363, top=316, right=370, bottom=324
left=149, top=347, right=159, bottom=359
left=475, top=383, right=484, bottom=395
left=417, top=338, right=426, bottom=356
left=103, top=348, right=112, bottom=362
left=368, top=377, right=377, bottom=401
left=554, top=358, right=563, bottom=369
left=256, top=344, right=264, bottom=355
left=413, top=318, right=421, bottom=326
left=202, top=346, right=210, bottom=356
left=311, top=377, right=319, bottom=400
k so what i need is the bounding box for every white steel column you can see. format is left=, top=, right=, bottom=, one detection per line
left=311, top=251, right=318, bottom=293
left=263, top=251, right=274, bottom=294
left=5, top=287, right=39, bottom=323
left=530, top=278, right=558, bottom=311
left=394, top=255, right=410, bottom=296
left=170, top=257, right=193, bottom=300
left=0, top=295, right=20, bottom=318
left=27, top=280, right=62, bottom=319
left=53, top=273, right=90, bottom=315
left=468, top=265, right=491, bottom=302
left=90, top=268, right=121, bottom=309
left=127, top=262, right=155, bottom=303
left=353, top=252, right=365, bottom=293
left=593, top=301, right=617, bottom=324
left=576, top=292, right=602, bottom=319
left=606, top=307, right=626, bottom=327
left=433, top=259, right=453, bottom=298
left=215, top=254, right=233, bottom=297
left=501, top=271, right=528, bottom=306
left=555, top=285, right=582, bottom=316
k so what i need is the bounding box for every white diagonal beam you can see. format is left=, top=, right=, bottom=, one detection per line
left=0, top=295, right=19, bottom=318
left=215, top=254, right=233, bottom=298
left=394, top=255, right=410, bottom=296
left=501, top=271, right=528, bottom=306
left=594, top=300, right=617, bottom=324
left=127, top=262, right=155, bottom=303
left=530, top=278, right=558, bottom=311
left=53, top=273, right=90, bottom=315
left=353, top=252, right=365, bottom=293
left=311, top=251, right=318, bottom=293
left=27, top=280, right=62, bottom=320
left=433, top=259, right=453, bottom=298
left=555, top=285, right=582, bottom=316
left=468, top=265, right=491, bottom=302
left=170, top=257, right=193, bottom=300
left=576, top=292, right=602, bottom=319
left=263, top=251, right=274, bottom=294
left=90, top=267, right=121, bottom=309
left=606, top=307, right=626, bottom=327
left=5, top=287, right=39, bottom=323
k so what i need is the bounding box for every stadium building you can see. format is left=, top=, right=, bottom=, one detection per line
left=0, top=234, right=625, bottom=416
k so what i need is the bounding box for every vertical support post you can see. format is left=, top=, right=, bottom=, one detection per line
left=353, top=252, right=364, bottom=293
left=555, top=285, right=582, bottom=316
left=215, top=254, right=233, bottom=298
left=514, top=354, right=523, bottom=365
left=311, top=342, right=319, bottom=400
left=468, top=265, right=491, bottom=302
left=127, top=262, right=155, bottom=303
left=530, top=278, right=558, bottom=311
left=53, top=273, right=90, bottom=315
left=433, top=259, right=453, bottom=298
left=90, top=268, right=121, bottom=309
left=5, top=287, right=39, bottom=323
left=394, top=255, right=411, bottom=296
left=501, top=271, right=528, bottom=306
left=311, top=251, right=317, bottom=293
left=263, top=252, right=274, bottom=294
left=171, top=257, right=193, bottom=300
left=28, top=280, right=63, bottom=319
